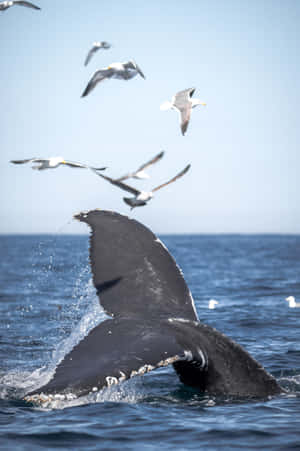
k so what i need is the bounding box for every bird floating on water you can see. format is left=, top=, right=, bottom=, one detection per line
left=95, top=164, right=191, bottom=209
left=10, top=156, right=106, bottom=171
left=81, top=60, right=145, bottom=97
left=285, top=296, right=300, bottom=308
left=0, top=1, right=40, bottom=11
left=84, top=41, right=111, bottom=66
left=160, top=88, right=206, bottom=136
left=115, top=151, right=164, bottom=182
left=208, top=299, right=219, bottom=309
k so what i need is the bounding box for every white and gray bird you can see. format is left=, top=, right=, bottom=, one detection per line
left=95, top=164, right=191, bottom=209
left=115, top=151, right=164, bottom=182
left=10, top=156, right=106, bottom=171
left=81, top=60, right=145, bottom=97
left=208, top=299, right=219, bottom=310
left=285, top=296, right=300, bottom=308
left=0, top=1, right=40, bottom=11
left=160, top=88, right=206, bottom=135
left=84, top=41, right=111, bottom=66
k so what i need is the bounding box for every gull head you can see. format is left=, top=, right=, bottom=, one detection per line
left=160, top=101, right=173, bottom=111
left=191, top=98, right=207, bottom=108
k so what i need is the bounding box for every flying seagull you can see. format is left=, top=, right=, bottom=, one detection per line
left=10, top=156, right=106, bottom=171
left=84, top=41, right=111, bottom=66
left=160, top=88, right=206, bottom=136
left=115, top=151, right=165, bottom=182
left=81, top=60, right=145, bottom=97
left=0, top=1, right=40, bottom=11
left=95, top=164, right=191, bottom=209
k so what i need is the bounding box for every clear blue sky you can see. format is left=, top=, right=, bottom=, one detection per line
left=1, top=0, right=299, bottom=234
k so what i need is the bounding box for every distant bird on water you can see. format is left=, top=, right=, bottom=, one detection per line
left=285, top=296, right=300, bottom=308
left=81, top=60, right=145, bottom=97
left=208, top=299, right=219, bottom=309
left=95, top=164, right=191, bottom=209
left=84, top=41, right=111, bottom=66
left=115, top=151, right=164, bottom=182
left=10, top=156, right=106, bottom=171
left=160, top=88, right=206, bottom=135
left=0, top=1, right=40, bottom=11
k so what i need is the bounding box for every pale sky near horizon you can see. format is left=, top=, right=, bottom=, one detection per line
left=0, top=0, right=299, bottom=234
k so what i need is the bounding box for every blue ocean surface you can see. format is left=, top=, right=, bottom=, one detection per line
left=0, top=234, right=299, bottom=450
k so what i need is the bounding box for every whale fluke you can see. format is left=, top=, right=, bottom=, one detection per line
left=25, top=210, right=282, bottom=402
left=74, top=210, right=198, bottom=321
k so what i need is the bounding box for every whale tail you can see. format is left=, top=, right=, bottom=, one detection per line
left=25, top=210, right=282, bottom=402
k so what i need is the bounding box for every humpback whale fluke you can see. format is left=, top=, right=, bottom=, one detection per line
left=25, top=210, right=282, bottom=403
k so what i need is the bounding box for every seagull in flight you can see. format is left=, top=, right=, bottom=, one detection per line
left=0, top=1, right=40, bottom=11
left=115, top=151, right=164, bottom=182
left=81, top=60, right=145, bottom=97
left=95, top=164, right=191, bottom=209
left=160, top=88, right=206, bottom=135
left=10, top=156, right=106, bottom=171
left=84, top=41, right=111, bottom=66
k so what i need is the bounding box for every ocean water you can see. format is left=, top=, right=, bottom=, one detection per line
left=0, top=233, right=299, bottom=450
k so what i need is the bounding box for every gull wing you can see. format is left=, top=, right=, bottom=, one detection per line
left=13, top=1, right=41, bottom=9
left=152, top=164, right=191, bottom=193
left=64, top=161, right=87, bottom=168
left=138, top=151, right=164, bottom=171
left=116, top=151, right=165, bottom=182
left=124, top=60, right=146, bottom=79
left=84, top=45, right=99, bottom=66
left=95, top=172, right=140, bottom=195
left=10, top=158, right=36, bottom=164
left=65, top=161, right=106, bottom=170
left=179, top=107, right=192, bottom=135
left=74, top=210, right=198, bottom=321
left=81, top=68, right=114, bottom=97
left=173, top=88, right=195, bottom=135
left=26, top=318, right=185, bottom=398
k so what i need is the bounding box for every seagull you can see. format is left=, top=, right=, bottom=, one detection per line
left=95, top=164, right=191, bottom=209
left=160, top=88, right=206, bottom=135
left=208, top=299, right=219, bottom=309
left=115, top=151, right=164, bottom=182
left=81, top=60, right=145, bottom=97
left=84, top=41, right=111, bottom=66
left=0, top=1, right=40, bottom=11
left=285, top=296, right=300, bottom=308
left=10, top=156, right=106, bottom=171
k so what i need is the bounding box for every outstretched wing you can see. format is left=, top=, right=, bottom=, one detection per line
left=26, top=318, right=185, bottom=398
left=138, top=151, right=164, bottom=171
left=124, top=60, right=146, bottom=79
left=152, top=164, right=191, bottom=192
left=116, top=151, right=164, bottom=182
left=81, top=68, right=114, bottom=97
left=94, top=172, right=140, bottom=195
left=74, top=210, right=198, bottom=321
left=10, top=158, right=36, bottom=164
left=84, top=45, right=99, bottom=66
left=173, top=88, right=195, bottom=135
left=13, top=1, right=41, bottom=9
